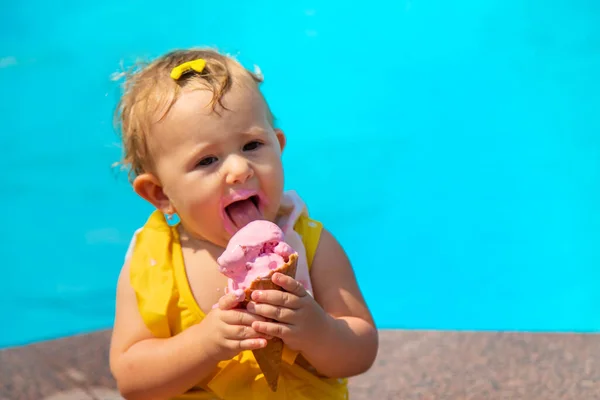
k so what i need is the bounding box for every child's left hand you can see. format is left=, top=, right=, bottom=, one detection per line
left=244, top=272, right=330, bottom=352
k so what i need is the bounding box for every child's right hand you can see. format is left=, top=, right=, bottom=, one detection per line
left=201, top=289, right=269, bottom=362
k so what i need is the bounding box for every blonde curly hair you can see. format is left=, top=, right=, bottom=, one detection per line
left=113, top=48, right=273, bottom=182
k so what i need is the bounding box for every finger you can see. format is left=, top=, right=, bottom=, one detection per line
left=252, top=320, right=292, bottom=340
left=218, top=289, right=246, bottom=310
left=250, top=289, right=302, bottom=309
left=246, top=302, right=295, bottom=323
left=223, top=323, right=271, bottom=341
left=271, top=273, right=308, bottom=297
left=220, top=309, right=267, bottom=326
left=222, top=322, right=273, bottom=341
left=229, top=338, right=268, bottom=352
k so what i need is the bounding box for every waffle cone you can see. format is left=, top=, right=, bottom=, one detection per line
left=241, top=252, right=298, bottom=392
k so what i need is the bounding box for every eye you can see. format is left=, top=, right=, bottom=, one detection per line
left=196, top=156, right=218, bottom=167
left=243, top=141, right=263, bottom=151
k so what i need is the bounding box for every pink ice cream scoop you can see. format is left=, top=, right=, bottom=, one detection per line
left=217, top=220, right=296, bottom=293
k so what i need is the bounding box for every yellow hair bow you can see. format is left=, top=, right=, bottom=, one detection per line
left=170, top=59, right=207, bottom=80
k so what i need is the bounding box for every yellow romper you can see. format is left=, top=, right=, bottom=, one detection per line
left=128, top=210, right=349, bottom=400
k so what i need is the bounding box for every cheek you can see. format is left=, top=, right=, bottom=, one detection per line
left=261, top=159, right=284, bottom=185
left=265, top=169, right=285, bottom=200
left=181, top=192, right=222, bottom=227
left=173, top=177, right=218, bottom=210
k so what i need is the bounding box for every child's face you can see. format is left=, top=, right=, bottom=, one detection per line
left=139, top=79, right=286, bottom=247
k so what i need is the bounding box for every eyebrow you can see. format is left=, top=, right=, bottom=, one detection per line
left=238, top=127, right=268, bottom=136
left=184, top=141, right=215, bottom=163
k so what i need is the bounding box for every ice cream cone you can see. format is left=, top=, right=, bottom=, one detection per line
left=241, top=252, right=298, bottom=392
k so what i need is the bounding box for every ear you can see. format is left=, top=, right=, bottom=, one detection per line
left=275, top=128, right=286, bottom=152
left=133, top=173, right=174, bottom=214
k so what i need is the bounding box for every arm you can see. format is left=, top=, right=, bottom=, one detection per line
left=248, top=228, right=379, bottom=378
left=109, top=260, right=268, bottom=400
left=298, top=228, right=379, bottom=378
left=109, top=260, right=219, bottom=400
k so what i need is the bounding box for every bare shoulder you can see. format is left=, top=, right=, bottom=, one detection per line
left=109, top=259, right=155, bottom=372
left=309, top=228, right=375, bottom=324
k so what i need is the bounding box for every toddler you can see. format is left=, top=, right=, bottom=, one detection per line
left=109, top=48, right=378, bottom=400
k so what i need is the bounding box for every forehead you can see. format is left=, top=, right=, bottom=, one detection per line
left=149, top=77, right=271, bottom=153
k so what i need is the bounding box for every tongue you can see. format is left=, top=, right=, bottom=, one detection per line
left=227, top=199, right=263, bottom=229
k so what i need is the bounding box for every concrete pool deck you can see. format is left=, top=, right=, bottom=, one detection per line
left=2, top=330, right=600, bottom=399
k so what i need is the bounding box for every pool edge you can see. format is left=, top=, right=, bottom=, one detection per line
left=2, top=329, right=600, bottom=399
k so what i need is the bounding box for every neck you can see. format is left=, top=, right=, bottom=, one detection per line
left=177, top=224, right=226, bottom=252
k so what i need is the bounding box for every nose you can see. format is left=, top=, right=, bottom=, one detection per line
left=224, top=155, right=254, bottom=185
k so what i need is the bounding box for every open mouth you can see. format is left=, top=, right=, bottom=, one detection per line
left=224, top=194, right=263, bottom=232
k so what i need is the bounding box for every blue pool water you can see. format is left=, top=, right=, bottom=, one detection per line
left=1, top=0, right=600, bottom=348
